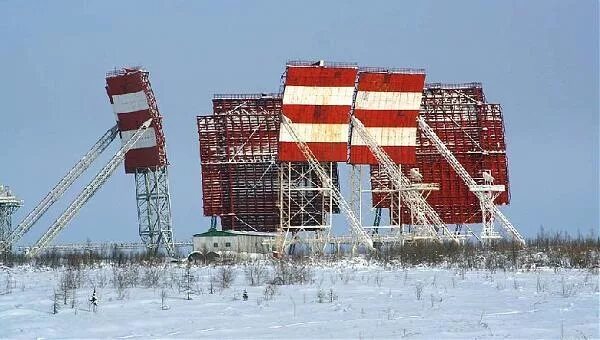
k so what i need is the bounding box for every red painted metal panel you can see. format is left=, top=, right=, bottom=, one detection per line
left=105, top=67, right=167, bottom=173
left=279, top=63, right=357, bottom=162
left=116, top=111, right=163, bottom=131
left=105, top=68, right=144, bottom=96
left=357, top=72, right=425, bottom=92
left=212, top=93, right=282, bottom=115
left=351, top=146, right=416, bottom=165
left=280, top=105, right=351, bottom=124
left=350, top=70, right=425, bottom=165
left=278, top=142, right=349, bottom=163
left=370, top=83, right=511, bottom=225
left=124, top=148, right=163, bottom=174
left=198, top=94, right=341, bottom=232
left=351, top=110, right=419, bottom=127
left=286, top=66, right=358, bottom=87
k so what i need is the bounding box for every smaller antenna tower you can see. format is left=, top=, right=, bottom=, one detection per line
left=0, top=185, right=23, bottom=250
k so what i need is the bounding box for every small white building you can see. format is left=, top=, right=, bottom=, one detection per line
left=192, top=228, right=276, bottom=255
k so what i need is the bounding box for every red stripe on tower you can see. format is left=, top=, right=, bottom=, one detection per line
left=105, top=68, right=167, bottom=173
left=349, top=69, right=426, bottom=164
left=278, top=61, right=358, bottom=162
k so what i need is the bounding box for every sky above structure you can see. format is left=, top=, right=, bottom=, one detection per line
left=0, top=0, right=597, bottom=244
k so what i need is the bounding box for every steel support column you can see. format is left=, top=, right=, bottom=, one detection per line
left=135, top=166, right=175, bottom=256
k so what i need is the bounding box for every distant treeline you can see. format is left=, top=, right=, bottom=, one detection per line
left=1, top=230, right=598, bottom=270
left=371, top=233, right=599, bottom=270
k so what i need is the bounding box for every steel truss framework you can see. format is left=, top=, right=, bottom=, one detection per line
left=27, top=119, right=155, bottom=257
left=0, top=186, right=22, bottom=248
left=278, top=162, right=340, bottom=254
left=417, top=114, right=525, bottom=245
left=350, top=117, right=459, bottom=244
left=106, top=67, right=175, bottom=255
left=197, top=95, right=340, bottom=233
left=371, top=83, right=511, bottom=230
left=278, top=116, right=374, bottom=254
left=198, top=81, right=519, bottom=249
left=135, top=166, right=175, bottom=255
left=1, top=125, right=119, bottom=252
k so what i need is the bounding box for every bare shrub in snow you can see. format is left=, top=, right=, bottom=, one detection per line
left=263, top=284, right=277, bottom=301
left=339, top=270, right=355, bottom=284
left=329, top=288, right=337, bottom=303
left=58, top=268, right=81, bottom=305
left=560, top=277, right=576, bottom=297
left=244, top=261, right=267, bottom=286
left=316, top=288, right=326, bottom=303
left=536, top=275, right=546, bottom=293
left=111, top=265, right=139, bottom=290
left=89, top=271, right=107, bottom=289
left=2, top=273, right=14, bottom=295
left=142, top=266, right=163, bottom=289
left=214, top=266, right=236, bottom=289
left=52, top=289, right=60, bottom=314
left=374, top=271, right=383, bottom=287
left=160, top=289, right=169, bottom=310
left=180, top=265, right=196, bottom=300
left=272, top=260, right=313, bottom=285
left=415, top=282, right=424, bottom=300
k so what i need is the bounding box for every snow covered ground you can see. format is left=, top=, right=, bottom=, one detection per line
left=0, top=261, right=598, bottom=339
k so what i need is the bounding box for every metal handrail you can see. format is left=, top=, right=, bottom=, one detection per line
left=213, top=93, right=281, bottom=100
left=286, top=60, right=358, bottom=68
left=359, top=66, right=425, bottom=74
left=425, top=82, right=483, bottom=89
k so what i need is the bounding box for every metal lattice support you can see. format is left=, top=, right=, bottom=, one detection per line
left=417, top=116, right=525, bottom=246
left=135, top=166, right=175, bottom=256
left=279, top=116, right=374, bottom=253
left=27, top=119, right=154, bottom=257
left=350, top=116, right=459, bottom=243
left=0, top=185, right=22, bottom=250
left=278, top=162, right=335, bottom=255
left=3, top=125, right=118, bottom=251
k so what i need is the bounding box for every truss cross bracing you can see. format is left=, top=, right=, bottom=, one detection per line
left=1, top=125, right=119, bottom=252
left=27, top=119, right=154, bottom=257
left=350, top=116, right=459, bottom=243
left=135, top=166, right=175, bottom=255
left=417, top=116, right=525, bottom=245
left=198, top=95, right=341, bottom=238
left=278, top=162, right=338, bottom=254
left=105, top=67, right=176, bottom=256
left=278, top=115, right=375, bottom=253
left=370, top=83, right=521, bottom=245
left=0, top=185, right=22, bottom=249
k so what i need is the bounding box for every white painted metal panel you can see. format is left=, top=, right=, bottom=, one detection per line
left=120, top=128, right=157, bottom=149
left=351, top=127, right=417, bottom=146
left=112, top=91, right=149, bottom=114
left=354, top=91, right=422, bottom=110
left=283, top=86, right=355, bottom=106
left=279, top=121, right=349, bottom=143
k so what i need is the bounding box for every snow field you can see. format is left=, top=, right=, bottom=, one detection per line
left=0, top=262, right=598, bottom=339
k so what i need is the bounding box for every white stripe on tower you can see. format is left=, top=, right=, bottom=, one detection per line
left=120, top=128, right=157, bottom=149
left=112, top=91, right=149, bottom=114
left=351, top=127, right=417, bottom=146
left=278, top=123, right=348, bottom=143
left=283, top=86, right=356, bottom=106
left=354, top=92, right=422, bottom=111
